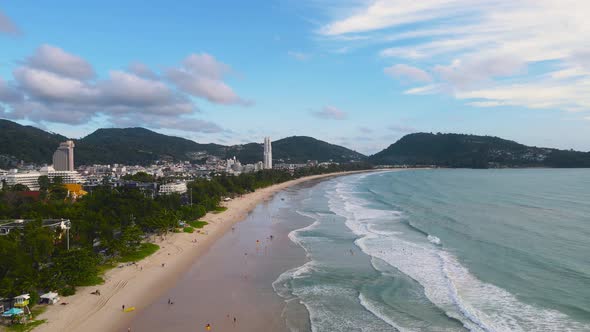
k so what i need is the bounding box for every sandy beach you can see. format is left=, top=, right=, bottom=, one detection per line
left=34, top=170, right=375, bottom=332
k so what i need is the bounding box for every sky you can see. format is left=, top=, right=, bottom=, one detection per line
left=1, top=0, right=589, bottom=155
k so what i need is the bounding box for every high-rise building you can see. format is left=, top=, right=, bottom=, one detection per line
left=263, top=137, right=273, bottom=169
left=53, top=140, right=75, bottom=171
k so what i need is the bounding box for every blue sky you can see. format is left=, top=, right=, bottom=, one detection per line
left=1, top=0, right=589, bottom=154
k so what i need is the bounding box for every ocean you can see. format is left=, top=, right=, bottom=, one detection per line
left=273, top=169, right=590, bottom=332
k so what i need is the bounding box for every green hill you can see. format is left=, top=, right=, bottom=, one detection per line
left=370, top=133, right=590, bottom=168
left=273, top=136, right=365, bottom=163
left=226, top=136, right=366, bottom=164
left=0, top=120, right=365, bottom=166
left=76, top=127, right=226, bottom=165
left=0, top=119, right=67, bottom=168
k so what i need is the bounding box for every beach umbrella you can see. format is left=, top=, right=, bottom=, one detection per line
left=2, top=308, right=24, bottom=317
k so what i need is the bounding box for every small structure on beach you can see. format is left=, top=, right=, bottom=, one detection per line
left=13, top=294, right=30, bottom=308
left=39, top=292, right=60, bottom=305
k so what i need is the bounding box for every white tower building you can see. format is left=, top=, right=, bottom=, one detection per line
left=263, top=137, right=272, bottom=169
left=52, top=140, right=75, bottom=171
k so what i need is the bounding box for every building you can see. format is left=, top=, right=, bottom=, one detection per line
left=159, top=182, right=188, bottom=195
left=52, top=140, right=75, bottom=171
left=263, top=136, right=273, bottom=169
left=4, top=166, right=85, bottom=191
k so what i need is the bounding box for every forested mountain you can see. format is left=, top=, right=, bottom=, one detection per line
left=370, top=133, right=590, bottom=168
left=0, top=120, right=365, bottom=166
left=274, top=136, right=365, bottom=163
left=0, top=119, right=67, bottom=168
left=75, top=128, right=226, bottom=165
left=226, top=136, right=366, bottom=164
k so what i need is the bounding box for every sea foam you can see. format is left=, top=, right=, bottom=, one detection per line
left=328, top=175, right=590, bottom=332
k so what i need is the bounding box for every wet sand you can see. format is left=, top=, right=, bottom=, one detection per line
left=129, top=184, right=316, bottom=331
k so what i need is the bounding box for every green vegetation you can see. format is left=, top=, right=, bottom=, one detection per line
left=369, top=132, right=590, bottom=168
left=188, top=221, right=208, bottom=229
left=0, top=163, right=370, bottom=302
left=0, top=119, right=67, bottom=168
left=182, top=226, right=194, bottom=233
left=119, top=243, right=160, bottom=263
left=121, top=171, right=156, bottom=183
left=212, top=206, right=227, bottom=213
left=6, top=319, right=47, bottom=332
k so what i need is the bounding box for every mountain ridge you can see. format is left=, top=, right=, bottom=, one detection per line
left=369, top=132, right=590, bottom=168
left=0, top=120, right=365, bottom=167
left=2, top=119, right=589, bottom=168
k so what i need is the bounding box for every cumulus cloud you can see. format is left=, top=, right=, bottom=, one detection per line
left=312, top=105, right=348, bottom=120
left=166, top=53, right=251, bottom=105
left=320, top=0, right=590, bottom=112
left=25, top=44, right=95, bottom=80
left=0, top=10, right=20, bottom=35
left=127, top=62, right=159, bottom=80
left=0, top=44, right=225, bottom=133
left=384, top=64, right=432, bottom=83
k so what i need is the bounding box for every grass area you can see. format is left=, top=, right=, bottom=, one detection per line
left=119, top=243, right=160, bottom=263
left=188, top=220, right=208, bottom=229
left=6, top=319, right=47, bottom=332
left=183, top=226, right=194, bottom=233
left=212, top=206, right=228, bottom=214
left=76, top=274, right=105, bottom=287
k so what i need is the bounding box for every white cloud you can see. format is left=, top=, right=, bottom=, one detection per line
left=0, top=44, right=224, bottom=133
left=166, top=53, right=251, bottom=105
left=312, top=105, right=348, bottom=120
left=320, top=0, right=590, bottom=112
left=25, top=44, right=95, bottom=80
left=127, top=62, right=159, bottom=80
left=384, top=64, right=432, bottom=83
left=0, top=10, right=20, bottom=35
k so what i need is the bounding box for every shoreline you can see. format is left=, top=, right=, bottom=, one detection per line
left=35, top=169, right=381, bottom=332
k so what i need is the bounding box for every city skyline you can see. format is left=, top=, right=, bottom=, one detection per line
left=1, top=1, right=590, bottom=155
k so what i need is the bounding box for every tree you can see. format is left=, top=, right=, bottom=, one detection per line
left=38, top=176, right=50, bottom=191
left=11, top=184, right=30, bottom=192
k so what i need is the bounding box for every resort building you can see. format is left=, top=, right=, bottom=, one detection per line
left=159, top=182, right=188, bottom=195
left=3, top=166, right=86, bottom=191
left=52, top=140, right=75, bottom=171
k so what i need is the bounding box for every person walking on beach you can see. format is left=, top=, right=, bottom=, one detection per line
left=205, top=323, right=211, bottom=330
left=122, top=304, right=125, bottom=311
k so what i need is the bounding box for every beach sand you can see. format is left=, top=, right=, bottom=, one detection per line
left=129, top=178, right=318, bottom=332
left=34, top=170, right=374, bottom=332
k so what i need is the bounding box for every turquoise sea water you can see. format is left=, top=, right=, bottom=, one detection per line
left=273, top=169, right=590, bottom=332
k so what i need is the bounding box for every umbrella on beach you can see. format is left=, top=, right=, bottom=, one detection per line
left=2, top=308, right=24, bottom=317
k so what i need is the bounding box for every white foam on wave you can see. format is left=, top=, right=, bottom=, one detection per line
left=358, top=292, right=408, bottom=332
left=428, top=235, right=441, bottom=245
left=329, top=175, right=590, bottom=332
